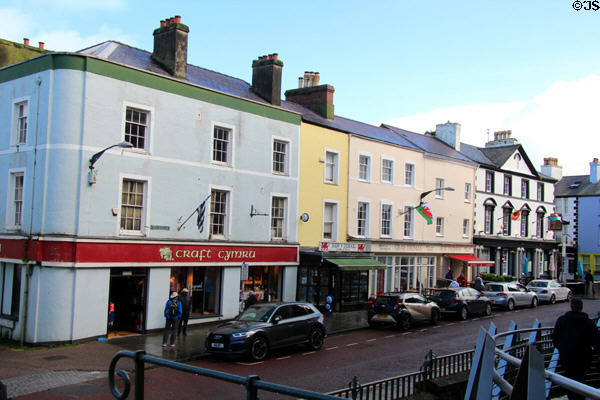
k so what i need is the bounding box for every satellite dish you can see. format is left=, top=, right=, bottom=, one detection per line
left=300, top=213, right=310, bottom=222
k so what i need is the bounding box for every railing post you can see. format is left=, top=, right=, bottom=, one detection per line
left=133, top=350, right=145, bottom=400
left=348, top=376, right=360, bottom=400
left=492, top=320, right=516, bottom=400
left=246, top=375, right=260, bottom=400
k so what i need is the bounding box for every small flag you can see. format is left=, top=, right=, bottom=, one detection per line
left=511, top=209, right=522, bottom=221
left=549, top=213, right=560, bottom=222
left=416, top=203, right=433, bottom=225
left=196, top=199, right=208, bottom=232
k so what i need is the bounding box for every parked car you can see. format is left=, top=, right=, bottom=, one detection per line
left=205, top=302, right=326, bottom=361
left=367, top=292, right=441, bottom=330
left=526, top=279, right=572, bottom=304
left=425, top=287, right=492, bottom=320
left=482, top=282, right=538, bottom=310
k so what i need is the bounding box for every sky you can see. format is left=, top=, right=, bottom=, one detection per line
left=2, top=0, right=599, bottom=176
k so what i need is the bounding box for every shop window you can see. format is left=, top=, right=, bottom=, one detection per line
left=340, top=271, right=368, bottom=307
left=170, top=267, right=221, bottom=316
left=242, top=265, right=280, bottom=303
left=0, top=263, right=21, bottom=319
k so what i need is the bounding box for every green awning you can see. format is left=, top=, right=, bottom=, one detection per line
left=325, top=258, right=386, bottom=271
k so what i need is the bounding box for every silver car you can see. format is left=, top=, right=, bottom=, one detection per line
left=526, top=279, right=572, bottom=304
left=482, top=282, right=538, bottom=310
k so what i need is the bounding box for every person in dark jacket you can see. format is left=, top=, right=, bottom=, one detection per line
left=162, top=292, right=182, bottom=347
left=553, top=298, right=599, bottom=400
left=585, top=270, right=595, bottom=297
left=178, top=288, right=191, bottom=336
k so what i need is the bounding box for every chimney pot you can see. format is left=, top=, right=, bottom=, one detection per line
left=272, top=53, right=278, bottom=60
left=152, top=16, right=189, bottom=79
left=594, top=158, right=599, bottom=163
left=174, top=15, right=181, bottom=23
left=23, top=38, right=30, bottom=46
left=160, top=20, right=166, bottom=27
left=298, top=77, right=303, bottom=88
left=38, top=42, right=44, bottom=49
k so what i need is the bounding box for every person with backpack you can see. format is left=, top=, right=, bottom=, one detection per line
left=162, top=291, right=182, bottom=347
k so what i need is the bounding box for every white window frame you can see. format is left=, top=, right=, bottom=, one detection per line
left=464, top=183, right=471, bottom=202
left=485, top=171, right=494, bottom=193
left=272, top=136, right=290, bottom=176
left=118, top=174, right=151, bottom=236
left=380, top=201, right=393, bottom=238
left=210, top=121, right=236, bottom=167
left=122, top=102, right=154, bottom=153
left=435, top=217, right=444, bottom=236
left=404, top=163, right=415, bottom=187
left=537, top=182, right=544, bottom=202
left=358, top=154, right=371, bottom=182
left=381, top=157, right=394, bottom=185
left=435, top=178, right=445, bottom=198
left=6, top=169, right=26, bottom=230
left=484, top=206, right=494, bottom=234
left=324, top=149, right=339, bottom=185
left=403, top=205, right=414, bottom=239
left=209, top=185, right=232, bottom=239
left=504, top=175, right=512, bottom=196
left=11, top=97, right=29, bottom=146
left=463, top=219, right=470, bottom=237
left=521, top=179, right=529, bottom=199
left=323, top=200, right=339, bottom=241
left=270, top=194, right=288, bottom=240
left=357, top=200, right=370, bottom=237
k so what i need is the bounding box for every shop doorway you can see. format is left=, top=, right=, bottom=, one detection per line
left=108, top=268, right=147, bottom=336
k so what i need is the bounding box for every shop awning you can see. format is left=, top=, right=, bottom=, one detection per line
left=446, top=254, right=495, bottom=266
left=325, top=258, right=386, bottom=271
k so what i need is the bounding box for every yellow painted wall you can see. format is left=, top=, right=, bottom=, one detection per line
left=298, top=122, right=349, bottom=247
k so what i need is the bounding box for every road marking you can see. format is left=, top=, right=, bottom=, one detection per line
left=433, top=326, right=440, bottom=329
left=448, top=323, right=456, bottom=326
left=402, top=332, right=410, bottom=335
left=237, top=361, right=264, bottom=366
left=473, top=318, right=480, bottom=321
left=326, top=346, right=338, bottom=351
left=276, top=356, right=291, bottom=360
left=419, top=329, right=427, bottom=332
left=302, top=351, right=316, bottom=356
left=385, top=335, right=395, bottom=338
left=346, top=342, right=358, bottom=347
left=367, top=338, right=377, bottom=342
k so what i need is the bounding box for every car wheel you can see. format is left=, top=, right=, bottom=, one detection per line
left=550, top=294, right=556, bottom=305
left=308, top=327, right=324, bottom=350
left=430, top=309, right=440, bottom=325
left=248, top=336, right=269, bottom=361
left=398, top=313, right=411, bottom=330
left=567, top=292, right=573, bottom=302
left=530, top=297, right=538, bottom=308
left=484, top=303, right=492, bottom=316
left=506, top=299, right=515, bottom=311
left=458, top=306, right=468, bottom=320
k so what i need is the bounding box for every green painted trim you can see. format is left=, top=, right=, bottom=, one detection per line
left=0, top=53, right=301, bottom=125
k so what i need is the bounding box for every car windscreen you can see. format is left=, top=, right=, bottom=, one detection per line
left=430, top=290, right=455, bottom=299
left=484, top=284, right=504, bottom=292
left=528, top=281, right=548, bottom=288
left=237, top=305, right=276, bottom=322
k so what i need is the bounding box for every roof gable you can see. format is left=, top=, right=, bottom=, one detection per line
left=480, top=145, right=539, bottom=178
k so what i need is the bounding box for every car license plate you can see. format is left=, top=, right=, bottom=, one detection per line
left=211, top=343, right=224, bottom=349
left=376, top=314, right=387, bottom=318
left=440, top=308, right=446, bottom=311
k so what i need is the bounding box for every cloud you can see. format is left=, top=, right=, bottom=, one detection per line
left=29, top=0, right=126, bottom=11
left=381, top=75, right=600, bottom=177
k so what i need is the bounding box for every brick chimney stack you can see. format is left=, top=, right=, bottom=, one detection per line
left=251, top=53, right=283, bottom=106
left=152, top=15, right=189, bottom=79
left=285, top=71, right=335, bottom=120
left=435, top=121, right=461, bottom=151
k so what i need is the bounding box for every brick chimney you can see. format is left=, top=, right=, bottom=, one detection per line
left=285, top=72, right=334, bottom=120
left=541, top=157, right=563, bottom=180
left=152, top=16, right=188, bottom=79
left=251, top=54, right=283, bottom=106
left=485, top=130, right=518, bottom=148
left=591, top=158, right=600, bottom=184
left=435, top=121, right=461, bottom=151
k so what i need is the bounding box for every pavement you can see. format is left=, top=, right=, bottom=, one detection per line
left=0, top=310, right=368, bottom=399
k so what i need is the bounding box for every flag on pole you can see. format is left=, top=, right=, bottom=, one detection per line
left=196, top=198, right=208, bottom=232
left=415, top=203, right=433, bottom=225
left=548, top=213, right=560, bottom=222
left=512, top=208, right=522, bottom=221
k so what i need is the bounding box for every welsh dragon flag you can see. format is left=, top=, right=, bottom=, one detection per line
left=416, top=203, right=433, bottom=225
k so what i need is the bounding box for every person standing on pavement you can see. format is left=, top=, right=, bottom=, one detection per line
left=552, top=297, right=600, bottom=400
left=473, top=273, right=484, bottom=291
left=585, top=270, right=595, bottom=297
left=178, top=288, right=191, bottom=336
left=162, top=292, right=182, bottom=347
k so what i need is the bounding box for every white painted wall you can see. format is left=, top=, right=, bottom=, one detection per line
left=71, top=268, right=110, bottom=340
left=282, top=266, right=297, bottom=302
left=146, top=267, right=171, bottom=330
left=221, top=266, right=242, bottom=318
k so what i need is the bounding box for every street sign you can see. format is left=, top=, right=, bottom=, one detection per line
left=241, top=262, right=248, bottom=281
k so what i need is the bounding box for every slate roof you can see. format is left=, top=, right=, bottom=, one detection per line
left=555, top=175, right=600, bottom=197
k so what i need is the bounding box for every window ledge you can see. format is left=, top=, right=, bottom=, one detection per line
left=119, top=230, right=146, bottom=237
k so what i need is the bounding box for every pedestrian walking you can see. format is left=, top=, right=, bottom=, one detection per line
left=473, top=273, right=484, bottom=291
left=585, top=270, right=595, bottom=298
left=445, top=268, right=453, bottom=281
left=178, top=288, right=191, bottom=336
left=552, top=298, right=600, bottom=400
left=456, top=272, right=467, bottom=287
left=162, top=292, right=182, bottom=347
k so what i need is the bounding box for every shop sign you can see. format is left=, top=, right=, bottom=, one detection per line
left=319, top=242, right=367, bottom=252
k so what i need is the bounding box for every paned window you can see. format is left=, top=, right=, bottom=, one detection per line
left=272, top=140, right=288, bottom=174
left=502, top=208, right=512, bottom=235
left=484, top=206, right=494, bottom=234
left=270, top=197, right=286, bottom=240
left=323, top=202, right=337, bottom=240
left=357, top=202, right=369, bottom=236
left=382, top=159, right=393, bottom=184
left=325, top=151, right=339, bottom=184
left=213, top=126, right=231, bottom=164
left=521, top=179, right=529, bottom=199
left=359, top=155, right=370, bottom=181
left=12, top=173, right=24, bottom=227
left=381, top=204, right=392, bottom=237
left=463, top=219, right=470, bottom=237
left=403, top=206, right=414, bottom=238
left=537, top=182, right=544, bottom=202
left=504, top=175, right=512, bottom=196
left=14, top=101, right=28, bottom=145
left=405, top=163, right=415, bottom=186
left=435, top=217, right=444, bottom=235
left=210, top=190, right=228, bottom=236
left=435, top=178, right=445, bottom=198
left=536, top=212, right=544, bottom=237
left=464, top=183, right=471, bottom=202
left=521, top=211, right=529, bottom=237
left=125, top=107, right=148, bottom=150
left=120, top=179, right=145, bottom=231
left=485, top=171, right=494, bottom=193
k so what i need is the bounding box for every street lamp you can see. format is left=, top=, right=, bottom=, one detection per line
left=419, top=186, right=455, bottom=205
left=88, top=141, right=133, bottom=185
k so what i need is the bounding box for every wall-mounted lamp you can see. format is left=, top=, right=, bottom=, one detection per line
left=300, top=213, right=310, bottom=222
left=88, top=141, right=133, bottom=185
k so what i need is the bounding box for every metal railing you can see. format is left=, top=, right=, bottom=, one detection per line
left=328, top=348, right=474, bottom=399
left=108, top=350, right=340, bottom=400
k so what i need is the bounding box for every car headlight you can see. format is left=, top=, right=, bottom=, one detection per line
left=231, top=332, right=249, bottom=338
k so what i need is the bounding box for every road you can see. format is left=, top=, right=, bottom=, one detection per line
left=16, top=299, right=600, bottom=399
